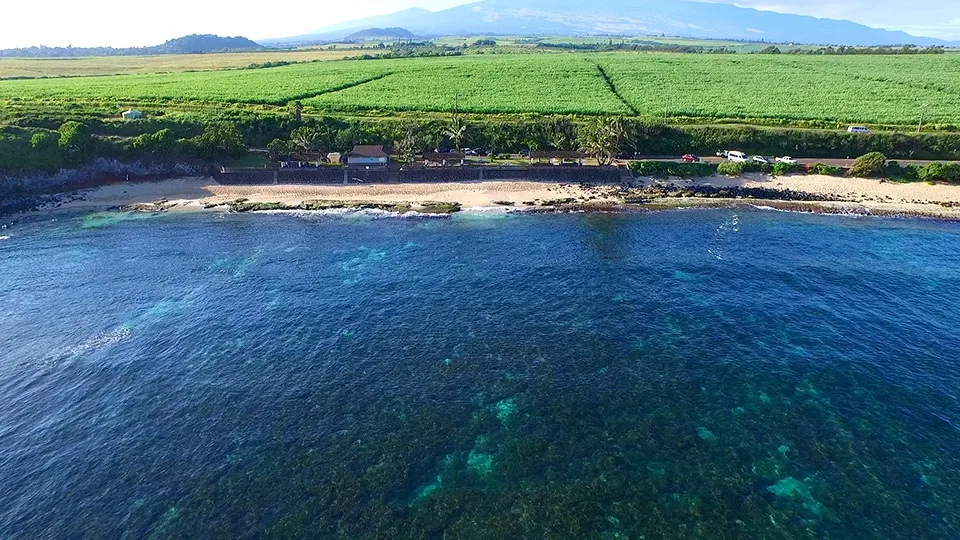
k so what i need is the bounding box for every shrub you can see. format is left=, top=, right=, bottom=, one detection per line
left=630, top=160, right=669, bottom=177
left=771, top=162, right=798, bottom=176
left=267, top=138, right=293, bottom=160
left=742, top=161, right=770, bottom=174
left=917, top=162, right=960, bottom=183
left=667, top=162, right=715, bottom=177
left=629, top=161, right=715, bottom=178
left=885, top=161, right=921, bottom=181
left=717, top=162, right=745, bottom=176
left=806, top=163, right=843, bottom=176
left=848, top=152, right=887, bottom=177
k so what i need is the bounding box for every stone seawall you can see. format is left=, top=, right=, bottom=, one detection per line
left=215, top=167, right=390, bottom=185
left=397, top=166, right=623, bottom=184
left=214, top=166, right=626, bottom=186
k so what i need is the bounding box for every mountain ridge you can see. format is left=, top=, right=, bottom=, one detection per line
left=0, top=34, right=264, bottom=58
left=263, top=0, right=957, bottom=47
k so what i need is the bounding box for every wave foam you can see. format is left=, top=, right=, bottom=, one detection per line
left=259, top=208, right=452, bottom=220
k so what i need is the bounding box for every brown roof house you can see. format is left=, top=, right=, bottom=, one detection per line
left=346, top=145, right=389, bottom=166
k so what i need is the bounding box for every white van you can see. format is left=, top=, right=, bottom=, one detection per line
left=727, top=151, right=749, bottom=163
left=847, top=126, right=869, bottom=133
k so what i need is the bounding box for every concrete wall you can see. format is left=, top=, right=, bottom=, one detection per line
left=397, top=166, right=623, bottom=184
left=215, top=166, right=625, bottom=187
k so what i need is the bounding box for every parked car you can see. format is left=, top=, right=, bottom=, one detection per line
left=847, top=125, right=869, bottom=133
left=727, top=151, right=749, bottom=163
left=751, top=155, right=771, bottom=165
left=776, top=156, right=798, bottom=165
left=518, top=149, right=530, bottom=157
left=681, top=154, right=700, bottom=163
left=716, top=150, right=729, bottom=158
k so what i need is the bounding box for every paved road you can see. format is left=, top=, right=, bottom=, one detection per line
left=632, top=156, right=958, bottom=167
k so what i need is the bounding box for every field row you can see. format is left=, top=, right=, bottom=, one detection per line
left=0, top=53, right=957, bottom=125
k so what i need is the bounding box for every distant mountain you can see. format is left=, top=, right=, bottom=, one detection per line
left=344, top=28, right=417, bottom=41
left=0, top=34, right=264, bottom=58
left=265, top=0, right=956, bottom=47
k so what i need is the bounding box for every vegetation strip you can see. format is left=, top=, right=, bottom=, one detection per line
left=4, top=53, right=958, bottom=125
left=280, top=72, right=394, bottom=105
left=594, top=64, right=638, bottom=116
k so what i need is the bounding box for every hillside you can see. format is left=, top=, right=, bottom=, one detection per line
left=0, top=34, right=264, bottom=58
left=344, top=28, right=416, bottom=41
left=266, top=0, right=955, bottom=47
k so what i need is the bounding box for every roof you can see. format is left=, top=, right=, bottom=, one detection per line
left=347, top=145, right=388, bottom=158
left=530, top=151, right=587, bottom=159
left=423, top=152, right=466, bottom=160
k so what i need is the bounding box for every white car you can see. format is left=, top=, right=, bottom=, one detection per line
left=776, top=156, right=798, bottom=165
left=751, top=155, right=771, bottom=165
left=727, top=151, right=749, bottom=163
left=847, top=126, right=869, bottom=133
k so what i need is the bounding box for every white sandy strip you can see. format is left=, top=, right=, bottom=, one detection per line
left=52, top=179, right=602, bottom=211
left=38, top=174, right=960, bottom=218
left=693, top=174, right=960, bottom=205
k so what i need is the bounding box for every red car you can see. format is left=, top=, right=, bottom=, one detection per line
left=681, top=154, right=700, bottom=163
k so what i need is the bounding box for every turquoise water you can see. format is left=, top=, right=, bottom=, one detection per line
left=1, top=208, right=959, bottom=538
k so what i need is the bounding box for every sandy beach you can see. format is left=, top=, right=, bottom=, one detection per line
left=44, top=178, right=609, bottom=213
left=34, top=173, right=960, bottom=219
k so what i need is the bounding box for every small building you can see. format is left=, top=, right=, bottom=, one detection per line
left=423, top=152, right=466, bottom=167
left=346, top=145, right=389, bottom=166
left=530, top=151, right=587, bottom=165
left=121, top=109, right=144, bottom=121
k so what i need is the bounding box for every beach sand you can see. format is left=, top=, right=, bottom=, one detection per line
left=37, top=173, right=960, bottom=219
left=48, top=178, right=607, bottom=212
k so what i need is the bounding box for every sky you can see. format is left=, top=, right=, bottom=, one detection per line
left=0, top=0, right=956, bottom=49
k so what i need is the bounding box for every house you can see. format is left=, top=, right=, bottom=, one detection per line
left=121, top=109, right=144, bottom=120
left=346, top=145, right=389, bottom=166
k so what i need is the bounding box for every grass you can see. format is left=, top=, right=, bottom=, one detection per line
left=0, top=49, right=357, bottom=79
left=0, top=61, right=388, bottom=105
left=0, top=51, right=957, bottom=126
left=219, top=154, right=275, bottom=168
left=306, top=55, right=629, bottom=115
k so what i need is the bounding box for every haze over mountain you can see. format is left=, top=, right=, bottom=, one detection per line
left=0, top=35, right=264, bottom=58
left=344, top=28, right=418, bottom=41
left=265, top=0, right=956, bottom=47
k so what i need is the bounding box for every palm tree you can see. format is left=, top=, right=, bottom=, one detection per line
left=291, top=101, right=303, bottom=123
left=443, top=115, right=467, bottom=152
left=580, top=116, right=626, bottom=166
left=395, top=125, right=422, bottom=164
left=290, top=126, right=319, bottom=154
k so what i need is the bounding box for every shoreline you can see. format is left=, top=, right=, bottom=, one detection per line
left=14, top=174, right=960, bottom=221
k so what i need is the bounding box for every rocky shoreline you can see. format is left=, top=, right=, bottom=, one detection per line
left=7, top=176, right=960, bottom=222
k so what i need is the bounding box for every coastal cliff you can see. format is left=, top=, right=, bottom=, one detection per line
left=0, top=159, right=201, bottom=215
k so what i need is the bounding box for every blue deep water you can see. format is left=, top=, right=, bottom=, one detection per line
left=1, top=208, right=960, bottom=538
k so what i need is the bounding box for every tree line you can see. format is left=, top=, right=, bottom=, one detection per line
left=3, top=112, right=960, bottom=174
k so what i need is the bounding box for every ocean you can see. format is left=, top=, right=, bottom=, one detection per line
left=1, top=208, right=959, bottom=538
